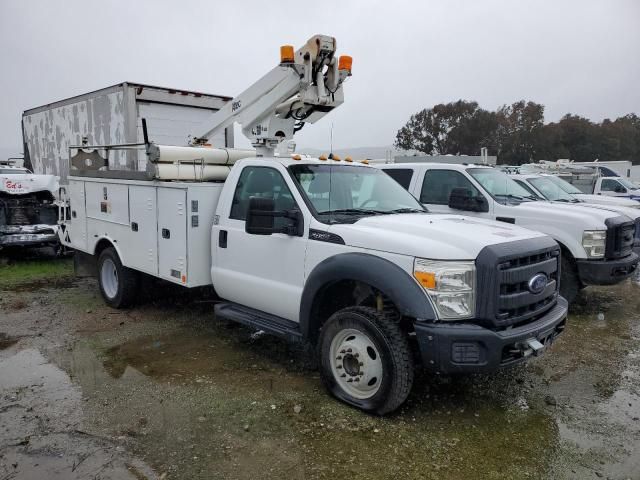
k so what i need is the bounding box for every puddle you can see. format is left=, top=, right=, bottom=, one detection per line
left=0, top=347, right=156, bottom=479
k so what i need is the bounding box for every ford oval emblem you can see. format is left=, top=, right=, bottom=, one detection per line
left=528, top=273, right=548, bottom=294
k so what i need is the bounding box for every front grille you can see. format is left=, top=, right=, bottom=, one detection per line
left=605, top=221, right=635, bottom=259
left=476, top=239, right=560, bottom=329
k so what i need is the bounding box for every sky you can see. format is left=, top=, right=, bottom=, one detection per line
left=1, top=0, right=639, bottom=155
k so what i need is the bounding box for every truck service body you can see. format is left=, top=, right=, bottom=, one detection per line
left=58, top=35, right=568, bottom=414
left=380, top=163, right=639, bottom=302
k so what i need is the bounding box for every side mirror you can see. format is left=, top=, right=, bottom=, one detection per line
left=245, top=197, right=276, bottom=235
left=245, top=197, right=304, bottom=236
left=448, top=188, right=489, bottom=212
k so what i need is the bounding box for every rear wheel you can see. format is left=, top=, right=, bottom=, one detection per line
left=318, top=306, right=414, bottom=415
left=560, top=255, right=580, bottom=303
left=97, top=247, right=139, bottom=308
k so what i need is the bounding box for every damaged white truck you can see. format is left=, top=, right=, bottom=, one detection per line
left=0, top=162, right=60, bottom=251
left=58, top=36, right=568, bottom=414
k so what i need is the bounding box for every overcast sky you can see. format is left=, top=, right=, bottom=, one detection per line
left=1, top=0, right=639, bottom=154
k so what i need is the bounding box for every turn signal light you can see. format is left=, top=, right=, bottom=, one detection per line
left=331, top=155, right=341, bottom=161
left=318, top=154, right=328, bottom=161
left=414, top=271, right=436, bottom=289
left=280, top=45, right=295, bottom=63
left=360, top=159, right=369, bottom=165
left=291, top=154, right=301, bottom=160
left=338, top=55, right=352, bottom=73
left=344, top=156, right=353, bottom=162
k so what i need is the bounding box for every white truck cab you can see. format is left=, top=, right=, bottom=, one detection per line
left=56, top=35, right=568, bottom=415
left=589, top=176, right=640, bottom=200
left=380, top=163, right=639, bottom=302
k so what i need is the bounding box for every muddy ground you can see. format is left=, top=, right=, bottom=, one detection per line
left=1, top=249, right=639, bottom=480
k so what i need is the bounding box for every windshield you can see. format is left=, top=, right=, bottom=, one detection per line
left=544, top=175, right=583, bottom=194
left=528, top=177, right=577, bottom=202
left=467, top=168, right=537, bottom=204
left=0, top=168, right=29, bottom=174
left=617, top=178, right=639, bottom=189
left=289, top=164, right=426, bottom=224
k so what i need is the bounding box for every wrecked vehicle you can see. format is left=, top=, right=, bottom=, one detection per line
left=0, top=163, right=60, bottom=251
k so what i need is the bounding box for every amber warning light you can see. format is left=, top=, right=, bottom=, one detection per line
left=338, top=55, right=352, bottom=73
left=280, top=45, right=295, bottom=63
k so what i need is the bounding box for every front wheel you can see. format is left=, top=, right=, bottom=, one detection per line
left=97, top=247, right=139, bottom=308
left=318, top=306, right=414, bottom=415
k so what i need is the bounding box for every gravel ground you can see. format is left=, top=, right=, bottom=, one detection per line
left=1, top=250, right=639, bottom=479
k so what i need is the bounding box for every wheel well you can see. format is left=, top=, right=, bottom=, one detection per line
left=557, top=241, right=575, bottom=264
left=94, top=239, right=115, bottom=258
left=307, top=280, right=403, bottom=345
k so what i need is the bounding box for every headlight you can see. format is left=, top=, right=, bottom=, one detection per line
left=582, top=230, right=606, bottom=258
left=413, top=259, right=475, bottom=320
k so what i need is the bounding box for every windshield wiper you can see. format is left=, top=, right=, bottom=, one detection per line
left=386, top=208, right=428, bottom=214
left=496, top=193, right=526, bottom=201
left=318, top=208, right=387, bottom=216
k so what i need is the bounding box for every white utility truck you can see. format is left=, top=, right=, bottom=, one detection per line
left=0, top=161, right=60, bottom=250
left=59, top=36, right=568, bottom=414
left=380, top=163, right=639, bottom=303
left=509, top=173, right=640, bottom=254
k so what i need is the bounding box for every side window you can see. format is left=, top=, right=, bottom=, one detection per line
left=601, top=179, right=624, bottom=192
left=229, top=166, right=297, bottom=228
left=383, top=169, right=413, bottom=190
left=420, top=170, right=481, bottom=205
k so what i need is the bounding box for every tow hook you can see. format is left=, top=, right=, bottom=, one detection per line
left=513, top=338, right=546, bottom=358
left=525, top=338, right=545, bottom=357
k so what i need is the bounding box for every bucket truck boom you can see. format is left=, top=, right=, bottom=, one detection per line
left=190, top=34, right=352, bottom=156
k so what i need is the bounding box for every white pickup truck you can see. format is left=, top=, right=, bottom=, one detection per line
left=508, top=173, right=640, bottom=254
left=580, top=176, right=640, bottom=201
left=0, top=163, right=60, bottom=250
left=518, top=173, right=640, bottom=209
left=380, top=163, right=639, bottom=302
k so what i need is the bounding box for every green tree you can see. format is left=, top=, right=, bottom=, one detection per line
left=394, top=100, right=497, bottom=155
left=495, top=101, right=545, bottom=165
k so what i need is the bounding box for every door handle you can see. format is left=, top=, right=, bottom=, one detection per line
left=131, top=222, right=139, bottom=232
left=162, top=228, right=170, bottom=239
left=219, top=230, right=228, bottom=248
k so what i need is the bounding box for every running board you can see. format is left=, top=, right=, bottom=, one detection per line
left=214, top=303, right=303, bottom=343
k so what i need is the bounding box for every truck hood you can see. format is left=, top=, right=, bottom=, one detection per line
left=571, top=202, right=640, bottom=222
left=0, top=173, right=59, bottom=197
left=506, top=201, right=629, bottom=229
left=574, top=193, right=640, bottom=208
left=329, top=213, right=548, bottom=260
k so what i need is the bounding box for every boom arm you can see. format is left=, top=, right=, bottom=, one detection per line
left=192, top=35, right=352, bottom=156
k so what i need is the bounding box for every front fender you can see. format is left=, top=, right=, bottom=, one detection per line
left=299, top=252, right=436, bottom=340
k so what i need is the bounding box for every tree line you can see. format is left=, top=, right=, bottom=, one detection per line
left=394, top=100, right=640, bottom=165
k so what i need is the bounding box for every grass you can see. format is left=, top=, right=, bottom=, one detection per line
left=0, top=258, right=73, bottom=289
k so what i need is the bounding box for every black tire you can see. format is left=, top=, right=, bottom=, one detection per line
left=97, top=247, right=139, bottom=308
left=560, top=254, right=580, bottom=304
left=317, top=306, right=414, bottom=415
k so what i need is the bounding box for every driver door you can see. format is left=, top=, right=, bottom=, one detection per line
left=212, top=165, right=308, bottom=322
